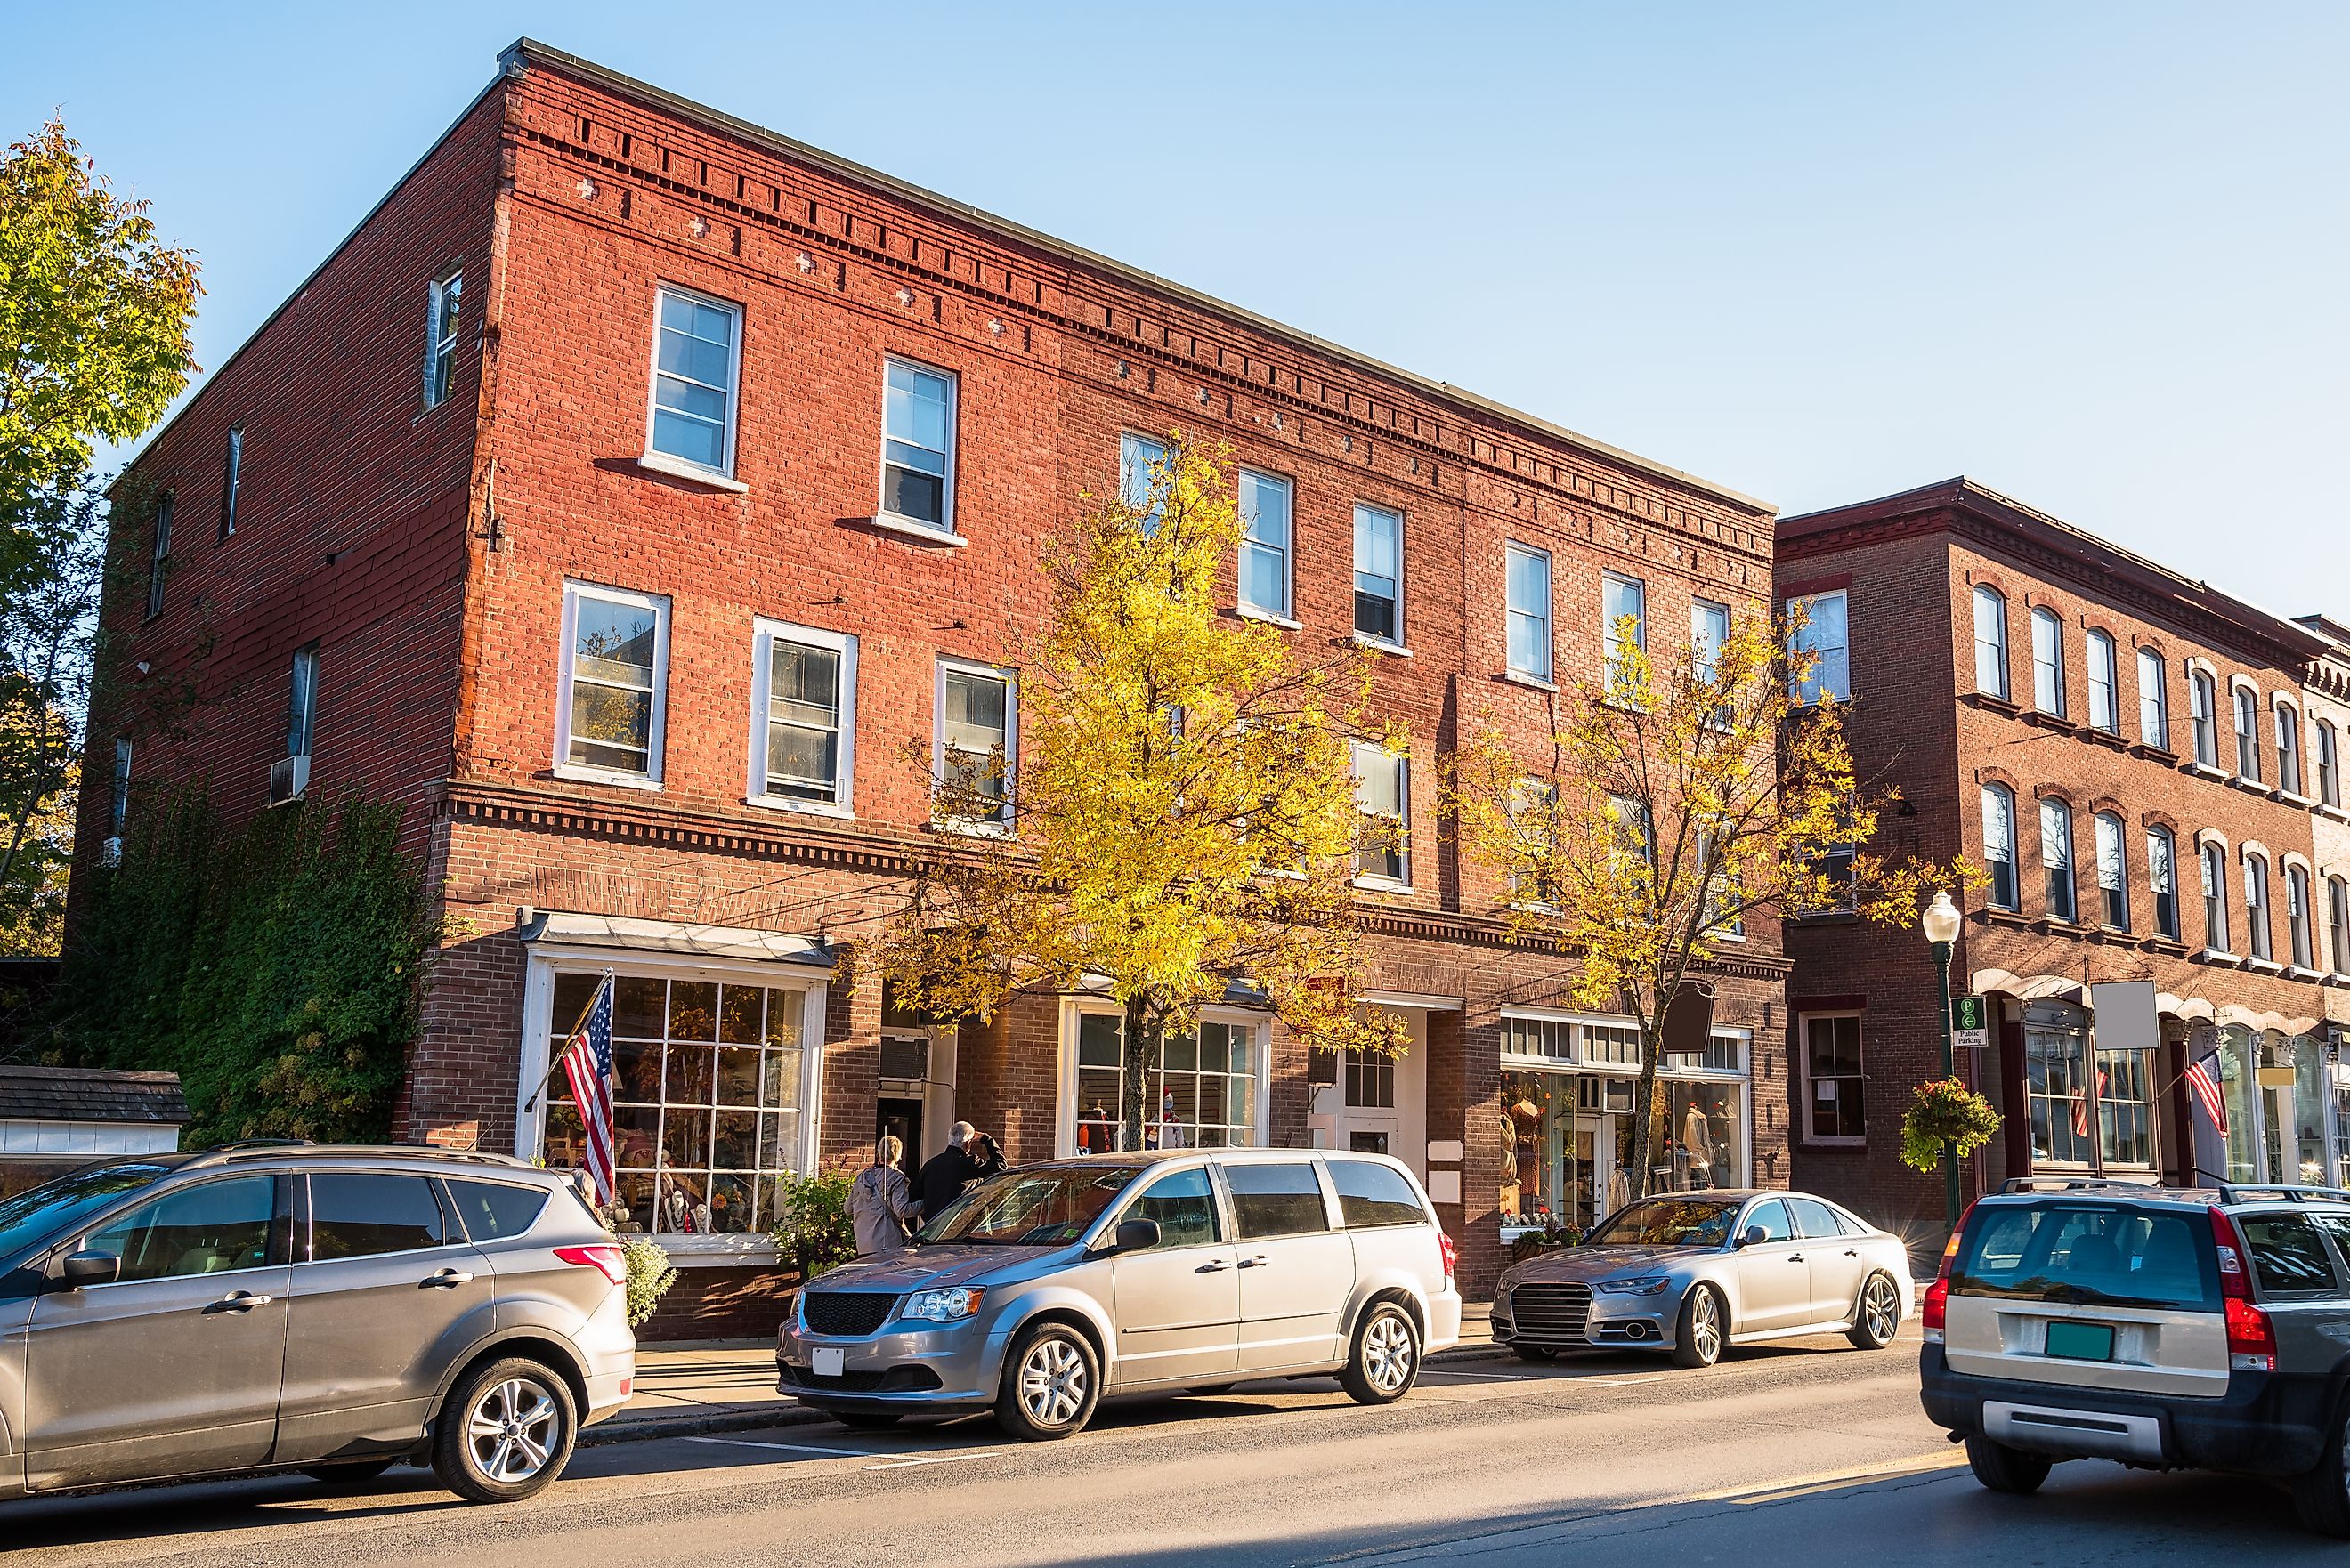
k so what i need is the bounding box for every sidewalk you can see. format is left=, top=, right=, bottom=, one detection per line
left=589, top=1302, right=1498, bottom=1446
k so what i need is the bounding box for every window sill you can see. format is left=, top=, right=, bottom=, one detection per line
left=927, top=817, right=1014, bottom=840
left=1498, top=670, right=1558, bottom=693
left=2225, top=773, right=2270, bottom=795
left=2034, top=917, right=2090, bottom=937
left=553, top=764, right=664, bottom=791
left=2144, top=937, right=2190, bottom=957
left=1965, top=692, right=2022, bottom=717
left=2133, top=743, right=2179, bottom=765
left=1353, top=633, right=1413, bottom=658
left=2244, top=957, right=2286, bottom=974
left=2285, top=966, right=2324, bottom=982
left=1234, top=604, right=1303, bottom=631
left=2085, top=726, right=2128, bottom=749
left=1801, top=1137, right=1868, bottom=1151
left=744, top=795, right=854, bottom=820
left=636, top=451, right=749, bottom=493
left=865, top=513, right=968, bottom=547
left=1353, top=876, right=1416, bottom=894
left=2021, top=708, right=2071, bottom=731
left=2277, top=790, right=2315, bottom=810
left=2085, top=925, right=2135, bottom=942
left=2324, top=972, right=2350, bottom=988
left=2197, top=949, right=2242, bottom=966
left=1983, top=908, right=2033, bottom=928
left=2318, top=803, right=2350, bottom=824
left=1792, top=909, right=1860, bottom=925
left=2186, top=761, right=2229, bottom=780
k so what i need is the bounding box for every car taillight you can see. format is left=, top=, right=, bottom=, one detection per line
left=1921, top=1278, right=1949, bottom=1338
left=555, top=1243, right=628, bottom=1285
left=2210, top=1208, right=2274, bottom=1371
left=2209, top=1207, right=2250, bottom=1298
left=1438, top=1229, right=1457, bottom=1284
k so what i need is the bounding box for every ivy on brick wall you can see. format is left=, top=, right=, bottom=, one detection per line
left=46, top=787, right=437, bottom=1147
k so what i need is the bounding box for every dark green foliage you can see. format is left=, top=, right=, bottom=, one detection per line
left=48, top=786, right=435, bottom=1146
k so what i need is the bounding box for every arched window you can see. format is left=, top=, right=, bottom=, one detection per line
left=2137, top=647, right=2168, bottom=749
left=1981, top=784, right=2018, bottom=910
left=2288, top=864, right=2314, bottom=968
left=2087, top=630, right=2118, bottom=734
left=2040, top=797, right=2076, bottom=922
left=2094, top=811, right=2129, bottom=930
left=2234, top=685, right=2262, bottom=781
left=2031, top=608, right=2066, bottom=716
left=2329, top=874, right=2350, bottom=975
left=2191, top=669, right=2219, bottom=767
left=1973, top=586, right=2010, bottom=699
left=2147, top=824, right=2178, bottom=941
left=2318, top=718, right=2341, bottom=808
left=2201, top=840, right=2230, bottom=953
left=2277, top=701, right=2304, bottom=796
left=2244, top=852, right=2273, bottom=961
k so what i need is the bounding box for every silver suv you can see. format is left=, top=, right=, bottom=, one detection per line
left=1923, top=1179, right=2350, bottom=1536
left=0, top=1144, right=635, bottom=1504
left=779, top=1149, right=1462, bottom=1438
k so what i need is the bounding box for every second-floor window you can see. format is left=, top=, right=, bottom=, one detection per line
left=2244, top=851, right=2273, bottom=961
left=217, top=426, right=243, bottom=543
left=880, top=359, right=955, bottom=533
left=1237, top=469, right=1292, bottom=619
left=2201, top=840, right=2230, bottom=952
left=2330, top=875, right=2350, bottom=974
left=2318, top=718, right=2341, bottom=807
left=559, top=582, right=669, bottom=783
left=2087, top=629, right=2119, bottom=733
left=1120, top=432, right=1170, bottom=529
left=2288, top=864, right=2314, bottom=968
left=2277, top=701, right=2303, bottom=795
left=2030, top=607, right=2064, bottom=715
left=2040, top=797, right=2076, bottom=921
left=1983, top=783, right=2018, bottom=910
left=1602, top=572, right=1646, bottom=689
left=753, top=622, right=857, bottom=812
left=936, top=659, right=1016, bottom=829
left=1973, top=586, right=2009, bottom=699
left=1787, top=590, right=1850, bottom=703
left=2092, top=811, right=2128, bottom=929
left=2191, top=668, right=2219, bottom=766
left=1505, top=544, right=1552, bottom=682
left=287, top=644, right=319, bottom=764
left=647, top=287, right=741, bottom=476
left=1352, top=741, right=1408, bottom=885
left=2234, top=684, right=2261, bottom=781
left=2149, top=825, right=2179, bottom=941
left=145, top=491, right=174, bottom=620
left=423, top=270, right=462, bottom=408
left=1354, top=504, right=1404, bottom=646
left=2137, top=646, right=2168, bottom=748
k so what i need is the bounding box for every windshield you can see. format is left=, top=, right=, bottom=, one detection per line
left=0, top=1164, right=167, bottom=1261
left=1950, top=1202, right=2220, bottom=1312
left=1588, top=1198, right=1739, bottom=1249
left=917, top=1165, right=1141, bottom=1247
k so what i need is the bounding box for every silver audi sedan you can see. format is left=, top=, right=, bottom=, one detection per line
left=1492, top=1190, right=1912, bottom=1368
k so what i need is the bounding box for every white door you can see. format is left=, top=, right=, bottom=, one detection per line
left=1325, top=1010, right=1429, bottom=1181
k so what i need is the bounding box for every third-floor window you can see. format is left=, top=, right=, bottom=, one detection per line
left=2234, top=684, right=2262, bottom=781
left=2030, top=607, right=2064, bottom=716
left=1973, top=586, right=2009, bottom=699
left=2318, top=718, right=2341, bottom=808
left=1237, top=468, right=1292, bottom=619
left=880, top=359, right=956, bottom=535
left=2137, top=646, right=2168, bottom=749
left=1354, top=504, right=1404, bottom=648
left=2191, top=668, right=2219, bottom=766
left=647, top=286, right=741, bottom=477
left=2086, top=629, right=2119, bottom=733
left=2276, top=700, right=2304, bottom=796
left=423, top=270, right=462, bottom=408
left=1506, top=544, right=1552, bottom=683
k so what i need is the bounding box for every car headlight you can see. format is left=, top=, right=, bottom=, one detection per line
left=1592, top=1275, right=1672, bottom=1296
left=903, top=1287, right=985, bottom=1323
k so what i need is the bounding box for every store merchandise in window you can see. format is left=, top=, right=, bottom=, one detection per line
left=1074, top=1012, right=1259, bottom=1152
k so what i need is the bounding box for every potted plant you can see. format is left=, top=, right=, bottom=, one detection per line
left=1899, top=1077, right=2002, bottom=1173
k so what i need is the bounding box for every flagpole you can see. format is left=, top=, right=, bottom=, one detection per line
left=523, top=968, right=617, bottom=1115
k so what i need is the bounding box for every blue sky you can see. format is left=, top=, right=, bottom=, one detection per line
left=9, top=2, right=2345, bottom=619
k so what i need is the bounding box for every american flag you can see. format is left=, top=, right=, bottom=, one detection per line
left=562, top=974, right=618, bottom=1206
left=2184, top=1050, right=2229, bottom=1141
left=2069, top=1065, right=2108, bottom=1141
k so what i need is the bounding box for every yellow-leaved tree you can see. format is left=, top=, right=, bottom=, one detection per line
left=883, top=432, right=1405, bottom=1153
left=1446, top=604, right=1981, bottom=1201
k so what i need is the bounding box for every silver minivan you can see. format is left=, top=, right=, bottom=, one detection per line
left=778, top=1149, right=1462, bottom=1438
left=0, top=1144, right=636, bottom=1504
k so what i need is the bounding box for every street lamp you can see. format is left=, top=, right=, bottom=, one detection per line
left=1921, top=890, right=1965, bottom=1237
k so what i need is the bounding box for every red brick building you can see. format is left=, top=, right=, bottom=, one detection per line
left=1779, top=479, right=2344, bottom=1247
left=85, top=40, right=1788, bottom=1325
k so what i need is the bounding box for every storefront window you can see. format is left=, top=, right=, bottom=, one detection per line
left=1665, top=1079, right=1741, bottom=1192
left=1073, top=1012, right=1260, bottom=1152
left=540, top=971, right=807, bottom=1237
left=2335, top=1085, right=2350, bottom=1190
left=2024, top=1001, right=2092, bottom=1167
left=2294, top=1035, right=2328, bottom=1185
left=2095, top=1046, right=2155, bottom=1168
left=2218, top=1026, right=2260, bottom=1183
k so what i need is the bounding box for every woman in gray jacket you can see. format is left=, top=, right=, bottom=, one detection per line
left=847, top=1136, right=922, bottom=1256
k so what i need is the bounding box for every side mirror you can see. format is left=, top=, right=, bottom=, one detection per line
left=61, top=1250, right=120, bottom=1289
left=1109, top=1218, right=1162, bottom=1256
left=1735, top=1226, right=1766, bottom=1249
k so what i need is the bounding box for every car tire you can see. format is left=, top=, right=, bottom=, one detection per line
left=1670, top=1284, right=1725, bottom=1369
left=301, top=1459, right=398, bottom=1486
left=1845, top=1273, right=1902, bottom=1350
left=1339, top=1301, right=1422, bottom=1406
left=833, top=1411, right=904, bottom=1431
left=431, top=1356, right=579, bottom=1504
left=1965, top=1436, right=2053, bottom=1495
left=995, top=1321, right=1101, bottom=1441
left=1512, top=1346, right=1559, bottom=1363
left=2290, top=1404, right=2350, bottom=1537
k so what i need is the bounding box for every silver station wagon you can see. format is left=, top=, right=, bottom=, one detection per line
left=779, top=1149, right=1463, bottom=1438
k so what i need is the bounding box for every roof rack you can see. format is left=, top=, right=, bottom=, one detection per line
left=2216, top=1184, right=2350, bottom=1206
left=183, top=1142, right=531, bottom=1170
left=1998, top=1176, right=2174, bottom=1195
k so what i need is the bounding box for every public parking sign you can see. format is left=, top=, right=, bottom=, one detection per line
left=1950, top=994, right=1990, bottom=1052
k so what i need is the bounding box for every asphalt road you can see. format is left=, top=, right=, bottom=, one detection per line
left=5, top=1329, right=2335, bottom=1565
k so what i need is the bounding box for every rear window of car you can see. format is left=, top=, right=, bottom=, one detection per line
left=2239, top=1213, right=2339, bottom=1295
left=1324, top=1159, right=1426, bottom=1228
left=1225, top=1163, right=1330, bottom=1239
left=445, top=1178, right=550, bottom=1241
left=1951, top=1202, right=2218, bottom=1312
left=310, top=1173, right=445, bottom=1260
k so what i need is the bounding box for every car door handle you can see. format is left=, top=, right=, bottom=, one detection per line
left=1844, top=1249, right=1859, bottom=1257
left=1239, top=1256, right=1270, bottom=1268
left=1195, top=1259, right=1230, bottom=1273
left=1787, top=1254, right=1804, bottom=1263
left=421, top=1269, right=475, bottom=1289
left=202, top=1290, right=271, bottom=1313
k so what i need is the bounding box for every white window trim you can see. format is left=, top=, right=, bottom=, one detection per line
left=876, top=354, right=959, bottom=538
left=1973, top=586, right=2011, bottom=700
left=642, top=282, right=743, bottom=482
left=423, top=268, right=461, bottom=410
left=1353, top=501, right=1407, bottom=654
left=1352, top=741, right=1413, bottom=891
left=747, top=618, right=857, bottom=819
left=555, top=581, right=670, bottom=788
left=1053, top=998, right=1272, bottom=1158
left=1237, top=465, right=1294, bottom=622
left=2086, top=628, right=2119, bottom=733
left=1796, top=1011, right=1868, bottom=1147
left=2030, top=606, right=2067, bottom=717
left=933, top=655, right=1018, bottom=837
left=1505, top=541, right=1554, bottom=683
left=2137, top=645, right=2169, bottom=748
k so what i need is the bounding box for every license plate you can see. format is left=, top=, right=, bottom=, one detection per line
left=812, top=1346, right=845, bottom=1378
left=2044, top=1321, right=2115, bottom=1362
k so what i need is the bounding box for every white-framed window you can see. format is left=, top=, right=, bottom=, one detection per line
left=2318, top=718, right=2341, bottom=808
left=1603, top=572, right=1646, bottom=687
left=2149, top=825, right=2179, bottom=941
left=1063, top=1002, right=1269, bottom=1155
left=2040, top=797, right=2076, bottom=921
left=2277, top=699, right=2304, bottom=796
left=287, top=644, right=319, bottom=765
left=1498, top=1014, right=1576, bottom=1063
left=1354, top=503, right=1405, bottom=647
left=2244, top=851, right=2273, bottom=961
left=2087, top=629, right=2119, bottom=733
left=423, top=269, right=462, bottom=409
left=1505, top=543, right=1553, bottom=682
left=2137, top=646, right=2168, bottom=749
left=879, top=358, right=956, bottom=533
left=2191, top=668, right=2219, bottom=766
left=1120, top=432, right=1170, bottom=529
left=2094, top=811, right=2128, bottom=930
left=1508, top=776, right=1560, bottom=909
left=1973, top=585, right=2010, bottom=699
left=1691, top=598, right=1730, bottom=686
left=750, top=620, right=857, bottom=813
left=645, top=285, right=741, bottom=476
left=1983, top=783, right=2019, bottom=910
left=2201, top=839, right=2231, bottom=953
left=145, top=491, right=174, bottom=620
left=2329, top=874, right=2350, bottom=974
left=557, top=582, right=669, bottom=784
left=2288, top=864, right=2314, bottom=968
left=1800, top=1014, right=1866, bottom=1144
left=935, top=658, right=1017, bottom=830
left=1788, top=589, right=1851, bottom=703
left=1352, top=740, right=1409, bottom=885
left=2030, top=607, right=2065, bottom=716
left=1238, top=468, right=1293, bottom=619
left=2234, top=683, right=2262, bottom=781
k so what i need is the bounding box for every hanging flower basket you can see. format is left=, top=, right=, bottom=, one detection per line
left=1899, top=1077, right=2002, bottom=1173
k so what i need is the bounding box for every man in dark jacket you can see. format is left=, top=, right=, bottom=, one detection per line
left=916, top=1120, right=981, bottom=1222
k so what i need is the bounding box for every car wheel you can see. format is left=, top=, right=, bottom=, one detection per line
left=1670, top=1284, right=1724, bottom=1369
left=2290, top=1403, right=2350, bottom=1537
left=1512, top=1346, right=1559, bottom=1363
left=1846, top=1273, right=1902, bottom=1350
left=1965, top=1436, right=2052, bottom=1495
left=1339, top=1301, right=1422, bottom=1405
left=301, top=1459, right=398, bottom=1486
left=432, top=1356, right=578, bottom=1504
left=995, top=1321, right=1100, bottom=1441
left=833, top=1411, right=904, bottom=1431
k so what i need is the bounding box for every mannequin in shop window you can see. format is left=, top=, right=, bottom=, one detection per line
left=1681, top=1100, right=1715, bottom=1190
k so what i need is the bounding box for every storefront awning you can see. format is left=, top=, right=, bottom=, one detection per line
left=518, top=910, right=834, bottom=970
left=1974, top=970, right=2320, bottom=1036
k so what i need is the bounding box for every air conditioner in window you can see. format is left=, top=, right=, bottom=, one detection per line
left=879, top=1034, right=929, bottom=1084
left=98, top=836, right=122, bottom=869
left=268, top=754, right=310, bottom=807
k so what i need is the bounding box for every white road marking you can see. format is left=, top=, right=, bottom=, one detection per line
left=862, top=1451, right=1006, bottom=1471
left=682, top=1435, right=869, bottom=1459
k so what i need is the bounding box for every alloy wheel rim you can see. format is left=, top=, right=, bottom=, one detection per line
left=1019, top=1338, right=1089, bottom=1427
left=466, top=1377, right=559, bottom=1483
left=1693, top=1290, right=1721, bottom=1360
left=1865, top=1279, right=1898, bottom=1342
left=1364, top=1313, right=1415, bottom=1394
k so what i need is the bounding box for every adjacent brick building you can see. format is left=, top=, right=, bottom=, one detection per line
left=1779, top=479, right=2346, bottom=1248
left=82, top=40, right=1791, bottom=1323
